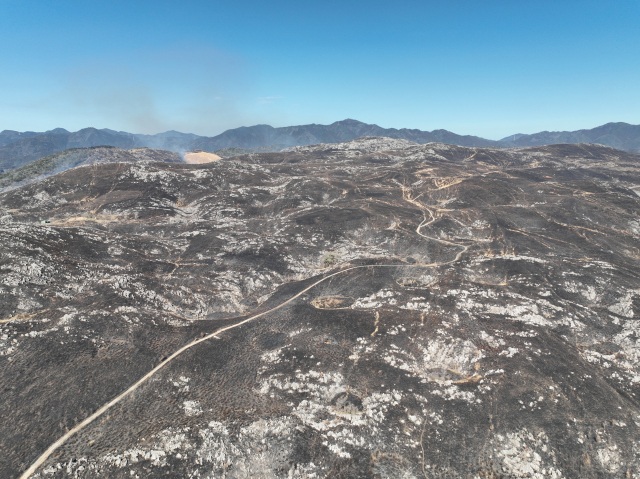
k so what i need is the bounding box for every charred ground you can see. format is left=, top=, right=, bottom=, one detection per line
left=1, top=138, right=640, bottom=478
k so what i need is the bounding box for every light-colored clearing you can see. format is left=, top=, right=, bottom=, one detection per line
left=0, top=312, right=37, bottom=324
left=183, top=152, right=221, bottom=164
left=47, top=214, right=121, bottom=226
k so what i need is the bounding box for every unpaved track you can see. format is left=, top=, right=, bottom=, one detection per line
left=20, top=198, right=472, bottom=479
left=20, top=263, right=439, bottom=478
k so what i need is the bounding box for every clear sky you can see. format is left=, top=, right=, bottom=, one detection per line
left=1, top=0, right=638, bottom=139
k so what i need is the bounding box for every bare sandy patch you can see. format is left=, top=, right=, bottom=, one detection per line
left=47, top=214, right=123, bottom=226
left=184, top=151, right=221, bottom=164
left=311, top=296, right=354, bottom=309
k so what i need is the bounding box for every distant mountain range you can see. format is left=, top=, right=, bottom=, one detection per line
left=500, top=122, right=640, bottom=151
left=1, top=119, right=639, bottom=172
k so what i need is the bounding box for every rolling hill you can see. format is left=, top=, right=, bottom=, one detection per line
left=1, top=140, right=639, bottom=478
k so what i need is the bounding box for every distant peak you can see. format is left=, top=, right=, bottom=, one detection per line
left=333, top=119, right=367, bottom=126
left=601, top=121, right=631, bottom=127
left=162, top=130, right=187, bottom=135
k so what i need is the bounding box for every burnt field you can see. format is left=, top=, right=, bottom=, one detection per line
left=1, top=138, right=640, bottom=478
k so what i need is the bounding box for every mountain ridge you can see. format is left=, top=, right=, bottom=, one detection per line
left=1, top=119, right=639, bottom=173
left=500, top=121, right=640, bottom=151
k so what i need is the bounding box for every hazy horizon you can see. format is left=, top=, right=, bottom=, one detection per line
left=2, top=118, right=639, bottom=142
left=2, top=0, right=639, bottom=139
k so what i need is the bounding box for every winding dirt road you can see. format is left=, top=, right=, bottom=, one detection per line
left=19, top=187, right=470, bottom=479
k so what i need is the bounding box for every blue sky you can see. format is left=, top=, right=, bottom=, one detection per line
left=1, top=0, right=638, bottom=138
